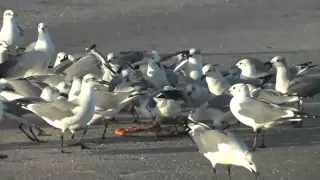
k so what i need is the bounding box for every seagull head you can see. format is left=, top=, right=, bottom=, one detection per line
left=3, top=10, right=17, bottom=20
left=148, top=51, right=161, bottom=62
left=40, top=86, right=61, bottom=102
left=266, top=56, right=287, bottom=68
left=226, top=83, right=249, bottom=96
left=241, top=151, right=260, bottom=179
left=54, top=52, right=69, bottom=66
left=106, top=53, right=118, bottom=64
left=185, top=84, right=197, bottom=96
left=236, top=59, right=254, bottom=71
left=201, top=64, right=218, bottom=81
left=147, top=51, right=161, bottom=68
left=187, top=48, right=201, bottom=58
left=82, top=74, right=99, bottom=86
left=38, top=23, right=48, bottom=32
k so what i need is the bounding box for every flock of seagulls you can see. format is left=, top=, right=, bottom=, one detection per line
left=1, top=9, right=320, bottom=179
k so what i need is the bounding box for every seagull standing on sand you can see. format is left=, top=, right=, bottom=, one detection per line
left=228, top=83, right=318, bottom=150
left=19, top=75, right=96, bottom=153
left=183, top=119, right=260, bottom=180
left=25, top=23, right=55, bottom=67
left=0, top=10, right=24, bottom=50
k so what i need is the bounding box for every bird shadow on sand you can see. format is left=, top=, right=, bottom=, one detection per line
left=2, top=123, right=320, bottom=154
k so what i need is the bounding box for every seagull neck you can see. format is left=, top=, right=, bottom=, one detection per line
left=78, top=82, right=94, bottom=106
left=69, top=80, right=82, bottom=97
left=2, top=19, right=14, bottom=28
left=234, top=90, right=250, bottom=102
left=40, top=89, right=54, bottom=102
left=189, top=57, right=202, bottom=64
left=37, top=31, right=51, bottom=43
left=275, top=66, right=290, bottom=93
left=242, top=66, right=256, bottom=78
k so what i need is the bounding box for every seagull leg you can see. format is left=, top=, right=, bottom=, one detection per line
left=0, top=154, right=8, bottom=159
left=67, top=127, right=91, bottom=149
left=78, top=126, right=91, bottom=150
left=61, top=132, right=70, bottom=154
left=212, top=167, right=217, bottom=179
left=227, top=165, right=232, bottom=180
left=99, top=119, right=109, bottom=144
left=131, top=107, right=140, bottom=124
left=250, top=129, right=260, bottom=151
left=35, top=126, right=51, bottom=136
left=258, top=129, right=266, bottom=148
left=29, top=125, right=47, bottom=143
left=156, top=126, right=162, bottom=141
left=70, top=133, right=75, bottom=140
left=172, top=124, right=179, bottom=136
left=18, top=123, right=36, bottom=142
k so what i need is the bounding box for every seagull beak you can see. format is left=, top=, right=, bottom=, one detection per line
left=223, top=89, right=231, bottom=95
left=264, top=61, right=273, bottom=69
left=156, top=61, right=162, bottom=69
left=201, top=74, right=206, bottom=81
left=253, top=171, right=260, bottom=180
left=59, top=92, right=69, bottom=98
left=222, top=72, right=230, bottom=77
left=60, top=55, right=69, bottom=62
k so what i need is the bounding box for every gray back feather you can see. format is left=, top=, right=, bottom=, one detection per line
left=238, top=98, right=291, bottom=124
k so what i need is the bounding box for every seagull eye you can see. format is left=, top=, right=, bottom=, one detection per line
left=192, top=87, right=196, bottom=91
left=233, top=87, right=236, bottom=89
left=249, top=162, right=253, bottom=165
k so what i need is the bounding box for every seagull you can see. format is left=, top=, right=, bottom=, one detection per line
left=0, top=10, right=24, bottom=51
left=236, top=59, right=270, bottom=79
left=267, top=56, right=320, bottom=95
left=227, top=83, right=318, bottom=150
left=266, top=56, right=320, bottom=128
left=0, top=86, right=62, bottom=143
left=145, top=51, right=170, bottom=89
left=174, top=48, right=203, bottom=82
left=182, top=119, right=260, bottom=180
left=0, top=41, right=9, bottom=63
left=148, top=87, right=187, bottom=140
left=184, top=83, right=214, bottom=107
left=18, top=75, right=96, bottom=153
left=188, top=95, right=235, bottom=129
left=66, top=75, right=145, bottom=143
left=24, top=23, right=55, bottom=66
left=202, top=64, right=273, bottom=96
left=52, top=52, right=77, bottom=72
left=201, top=64, right=231, bottom=96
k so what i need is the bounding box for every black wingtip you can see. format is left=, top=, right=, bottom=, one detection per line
left=85, top=44, right=96, bottom=51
